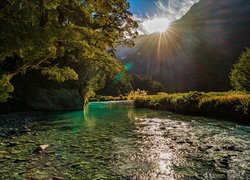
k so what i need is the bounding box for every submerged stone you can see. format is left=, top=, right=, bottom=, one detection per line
left=52, top=176, right=64, bottom=180
left=7, top=142, right=19, bottom=147
left=31, top=174, right=49, bottom=180
left=11, top=150, right=21, bottom=154
left=45, top=162, right=52, bottom=166
left=0, top=150, right=7, bottom=154
left=14, top=158, right=28, bottom=163
left=33, top=144, right=49, bottom=154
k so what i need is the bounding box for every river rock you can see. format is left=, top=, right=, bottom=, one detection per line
left=14, top=158, right=28, bottom=163
left=19, top=125, right=31, bottom=133
left=11, top=150, right=21, bottom=154
left=222, top=145, right=242, bottom=152
left=0, top=150, right=7, bottom=154
left=7, top=142, right=19, bottom=147
left=33, top=144, right=49, bottom=154
left=219, top=157, right=230, bottom=168
left=52, top=176, right=64, bottom=180
left=45, top=162, right=52, bottom=166
left=31, top=174, right=49, bottom=180
left=177, top=140, right=186, bottom=144
left=0, top=132, right=7, bottom=137
left=70, top=145, right=80, bottom=148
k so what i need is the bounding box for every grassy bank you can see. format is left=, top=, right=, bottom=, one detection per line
left=133, top=91, right=250, bottom=123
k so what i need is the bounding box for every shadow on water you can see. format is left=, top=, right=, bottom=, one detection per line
left=0, top=101, right=249, bottom=179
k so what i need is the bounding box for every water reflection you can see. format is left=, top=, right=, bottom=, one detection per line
left=0, top=101, right=249, bottom=179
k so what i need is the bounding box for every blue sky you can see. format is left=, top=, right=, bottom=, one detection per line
left=128, top=0, right=199, bottom=21
left=128, top=0, right=157, bottom=17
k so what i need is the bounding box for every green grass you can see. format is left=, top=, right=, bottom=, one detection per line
left=133, top=91, right=250, bottom=123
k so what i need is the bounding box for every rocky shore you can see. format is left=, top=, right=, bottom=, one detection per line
left=0, top=112, right=45, bottom=137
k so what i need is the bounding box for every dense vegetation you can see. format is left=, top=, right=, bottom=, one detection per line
left=134, top=91, right=250, bottom=123
left=117, top=0, right=250, bottom=92
left=130, top=74, right=165, bottom=94
left=96, top=73, right=165, bottom=96
left=0, top=0, right=137, bottom=105
left=230, top=48, right=250, bottom=91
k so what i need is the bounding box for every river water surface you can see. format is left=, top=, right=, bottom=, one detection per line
left=0, top=101, right=250, bottom=179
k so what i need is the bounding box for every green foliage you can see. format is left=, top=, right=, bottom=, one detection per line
left=0, top=0, right=137, bottom=102
left=41, top=66, right=78, bottom=83
left=90, top=95, right=128, bottom=102
left=130, top=74, right=165, bottom=94
left=230, top=48, right=250, bottom=91
left=78, top=57, right=127, bottom=105
left=199, top=94, right=250, bottom=119
left=134, top=92, right=250, bottom=122
left=127, top=89, right=148, bottom=100
left=0, top=75, right=14, bottom=102
left=96, top=72, right=132, bottom=96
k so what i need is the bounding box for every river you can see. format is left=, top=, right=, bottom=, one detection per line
left=0, top=101, right=249, bottom=179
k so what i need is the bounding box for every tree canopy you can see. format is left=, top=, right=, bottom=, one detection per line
left=0, top=0, right=137, bottom=102
left=230, top=48, right=250, bottom=91
left=130, top=74, right=165, bottom=94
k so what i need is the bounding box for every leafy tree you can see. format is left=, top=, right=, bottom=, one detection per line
left=96, top=72, right=132, bottom=96
left=0, top=75, right=14, bottom=102
left=130, top=74, right=165, bottom=94
left=230, top=48, right=250, bottom=91
left=0, top=0, right=137, bottom=102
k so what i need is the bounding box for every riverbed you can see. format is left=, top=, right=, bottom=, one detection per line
left=0, top=101, right=249, bottom=179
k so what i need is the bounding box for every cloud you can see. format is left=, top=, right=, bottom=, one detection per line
left=133, top=0, right=200, bottom=35
left=154, top=1, right=175, bottom=15
left=154, top=0, right=199, bottom=21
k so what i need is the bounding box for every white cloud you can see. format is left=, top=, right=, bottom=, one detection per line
left=154, top=0, right=199, bottom=21
left=154, top=1, right=175, bottom=15
left=135, top=0, right=199, bottom=35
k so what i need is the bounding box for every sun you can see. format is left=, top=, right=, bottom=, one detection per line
left=142, top=18, right=170, bottom=34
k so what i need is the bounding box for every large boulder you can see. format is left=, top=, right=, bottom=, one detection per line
left=24, top=88, right=83, bottom=111
left=0, top=70, right=83, bottom=112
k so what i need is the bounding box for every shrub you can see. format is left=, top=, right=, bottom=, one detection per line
left=230, top=48, right=250, bottom=91
left=127, top=89, right=148, bottom=100
left=199, top=94, right=250, bottom=120
left=134, top=92, right=250, bottom=122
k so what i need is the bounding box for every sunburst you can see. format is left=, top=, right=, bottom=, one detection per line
left=142, top=18, right=170, bottom=34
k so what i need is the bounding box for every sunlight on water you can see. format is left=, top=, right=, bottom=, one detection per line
left=0, top=101, right=249, bottom=179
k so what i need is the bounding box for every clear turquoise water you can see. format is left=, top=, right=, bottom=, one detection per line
left=0, top=101, right=250, bottom=179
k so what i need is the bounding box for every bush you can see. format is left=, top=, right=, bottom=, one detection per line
left=199, top=95, right=250, bottom=120
left=0, top=75, right=14, bottom=102
left=127, top=89, right=148, bottom=100
left=130, top=74, right=165, bottom=94
left=89, top=95, right=128, bottom=102
left=230, top=48, right=250, bottom=91
left=134, top=92, right=250, bottom=122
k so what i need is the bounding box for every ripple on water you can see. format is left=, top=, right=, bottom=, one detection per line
left=132, top=115, right=250, bottom=179
left=0, top=103, right=249, bottom=179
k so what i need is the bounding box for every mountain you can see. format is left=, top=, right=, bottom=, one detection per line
left=116, top=0, right=250, bottom=92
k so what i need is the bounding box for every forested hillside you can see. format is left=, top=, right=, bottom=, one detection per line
left=117, top=0, right=250, bottom=92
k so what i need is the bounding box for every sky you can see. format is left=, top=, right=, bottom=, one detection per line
left=128, top=0, right=199, bottom=34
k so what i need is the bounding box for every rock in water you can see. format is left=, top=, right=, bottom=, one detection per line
left=19, top=125, right=31, bottom=133
left=52, top=176, right=64, bottom=180
left=33, top=144, right=49, bottom=154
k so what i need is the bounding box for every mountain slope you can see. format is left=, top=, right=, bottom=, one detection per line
left=117, top=0, right=250, bottom=92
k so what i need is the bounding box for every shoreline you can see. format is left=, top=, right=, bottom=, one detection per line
left=133, top=92, right=250, bottom=124
left=0, top=112, right=46, bottom=138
